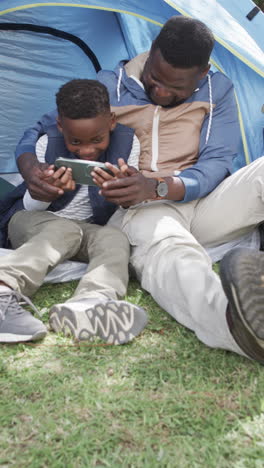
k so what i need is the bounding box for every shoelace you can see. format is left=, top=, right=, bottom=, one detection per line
left=0, top=290, right=41, bottom=321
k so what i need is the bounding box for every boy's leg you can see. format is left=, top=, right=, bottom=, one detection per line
left=0, top=210, right=83, bottom=343
left=73, top=223, right=129, bottom=300
left=0, top=286, right=47, bottom=343
left=1, top=210, right=83, bottom=296
left=49, top=224, right=147, bottom=344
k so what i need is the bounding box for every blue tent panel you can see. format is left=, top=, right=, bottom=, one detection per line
left=0, top=0, right=263, bottom=174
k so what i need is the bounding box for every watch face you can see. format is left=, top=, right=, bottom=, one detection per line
left=157, top=181, right=168, bottom=197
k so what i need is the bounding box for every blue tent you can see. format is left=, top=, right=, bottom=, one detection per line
left=0, top=0, right=263, bottom=185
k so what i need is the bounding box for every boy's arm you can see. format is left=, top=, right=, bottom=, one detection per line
left=92, top=133, right=140, bottom=187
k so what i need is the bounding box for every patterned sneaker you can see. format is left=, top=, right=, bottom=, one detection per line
left=49, top=298, right=148, bottom=344
left=220, top=248, right=264, bottom=364
left=0, top=288, right=47, bottom=343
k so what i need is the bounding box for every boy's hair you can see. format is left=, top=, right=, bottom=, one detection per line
left=152, top=16, right=214, bottom=69
left=56, top=79, right=110, bottom=119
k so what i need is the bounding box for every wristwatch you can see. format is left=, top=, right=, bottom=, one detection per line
left=154, top=177, right=169, bottom=199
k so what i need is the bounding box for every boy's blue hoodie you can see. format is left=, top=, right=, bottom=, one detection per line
left=1, top=123, right=134, bottom=247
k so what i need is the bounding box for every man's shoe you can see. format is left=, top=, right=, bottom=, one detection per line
left=0, top=288, right=47, bottom=343
left=49, top=298, right=148, bottom=344
left=258, top=222, right=264, bottom=251
left=220, top=248, right=264, bottom=364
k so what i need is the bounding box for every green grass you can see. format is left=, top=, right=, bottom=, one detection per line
left=1, top=279, right=264, bottom=468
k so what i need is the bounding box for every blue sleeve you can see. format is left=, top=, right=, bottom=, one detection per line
left=15, top=109, right=58, bottom=160
left=178, top=79, right=240, bottom=202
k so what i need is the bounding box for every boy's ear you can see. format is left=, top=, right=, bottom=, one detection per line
left=110, top=112, right=117, bottom=131
left=56, top=116, right=63, bottom=133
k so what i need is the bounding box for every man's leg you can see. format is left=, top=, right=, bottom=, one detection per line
left=120, top=203, right=246, bottom=356
left=190, top=157, right=264, bottom=363
left=0, top=210, right=83, bottom=343
left=219, top=248, right=264, bottom=363
left=49, top=224, right=147, bottom=344
left=191, top=157, right=264, bottom=247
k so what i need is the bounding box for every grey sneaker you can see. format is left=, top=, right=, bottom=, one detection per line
left=0, top=289, right=47, bottom=343
left=49, top=298, right=148, bottom=344
left=220, top=248, right=264, bottom=364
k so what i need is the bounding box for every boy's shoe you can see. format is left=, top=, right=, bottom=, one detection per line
left=0, top=289, right=47, bottom=343
left=220, top=248, right=264, bottom=364
left=49, top=298, right=148, bottom=344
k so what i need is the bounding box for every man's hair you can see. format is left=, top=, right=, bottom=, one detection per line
left=152, top=16, right=214, bottom=69
left=56, top=79, right=110, bottom=119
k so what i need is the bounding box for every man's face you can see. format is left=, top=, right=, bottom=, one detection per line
left=57, top=112, right=116, bottom=160
left=141, top=48, right=209, bottom=107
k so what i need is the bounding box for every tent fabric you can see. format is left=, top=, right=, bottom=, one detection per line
left=0, top=0, right=263, bottom=179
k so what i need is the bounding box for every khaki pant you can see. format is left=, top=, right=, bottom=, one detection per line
left=110, top=157, right=264, bottom=355
left=0, top=210, right=129, bottom=300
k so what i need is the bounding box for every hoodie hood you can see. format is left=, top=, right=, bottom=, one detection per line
left=114, top=52, right=213, bottom=144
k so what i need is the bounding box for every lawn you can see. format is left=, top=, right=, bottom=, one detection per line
left=0, top=279, right=264, bottom=467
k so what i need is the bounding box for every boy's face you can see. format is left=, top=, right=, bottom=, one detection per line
left=57, top=112, right=116, bottom=160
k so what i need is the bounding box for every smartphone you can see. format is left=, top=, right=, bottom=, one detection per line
left=54, top=157, right=114, bottom=186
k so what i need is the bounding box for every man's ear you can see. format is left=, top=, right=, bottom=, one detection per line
left=56, top=116, right=63, bottom=134
left=110, top=112, right=117, bottom=132
left=199, top=64, right=211, bottom=79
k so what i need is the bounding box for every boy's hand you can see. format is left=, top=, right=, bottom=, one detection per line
left=91, top=158, right=135, bottom=187
left=45, top=166, right=76, bottom=192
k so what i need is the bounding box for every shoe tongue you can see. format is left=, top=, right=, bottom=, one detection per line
left=0, top=285, right=13, bottom=294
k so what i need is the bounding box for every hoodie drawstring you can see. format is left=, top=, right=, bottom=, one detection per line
left=116, top=67, right=213, bottom=144
left=117, top=67, right=123, bottom=102
left=205, top=74, right=213, bottom=145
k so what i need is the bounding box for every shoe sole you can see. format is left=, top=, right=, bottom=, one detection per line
left=220, top=248, right=264, bottom=364
left=0, top=330, right=47, bottom=343
left=49, top=300, right=148, bottom=344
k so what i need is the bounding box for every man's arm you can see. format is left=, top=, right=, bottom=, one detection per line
left=97, top=76, right=240, bottom=207
left=15, top=109, right=63, bottom=201
left=93, top=159, right=185, bottom=207
left=177, top=76, right=240, bottom=202
left=15, top=109, right=58, bottom=161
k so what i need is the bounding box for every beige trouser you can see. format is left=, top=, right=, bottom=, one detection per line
left=110, top=157, right=264, bottom=355
left=0, top=210, right=129, bottom=300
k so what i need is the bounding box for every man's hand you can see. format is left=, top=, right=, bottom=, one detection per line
left=92, top=158, right=186, bottom=206
left=17, top=152, right=69, bottom=202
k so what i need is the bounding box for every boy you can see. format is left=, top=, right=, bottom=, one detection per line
left=0, top=79, right=147, bottom=344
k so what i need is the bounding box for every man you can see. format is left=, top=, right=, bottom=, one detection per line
left=15, top=17, right=264, bottom=363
